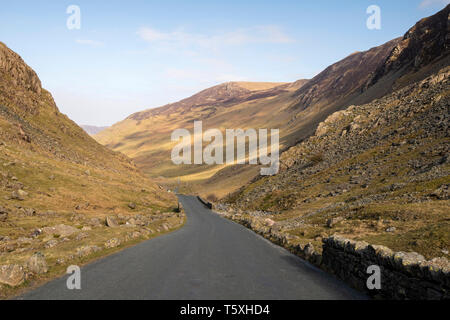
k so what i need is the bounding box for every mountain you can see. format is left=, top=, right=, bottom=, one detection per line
left=81, top=125, right=109, bottom=135
left=366, top=4, right=450, bottom=92
left=289, top=38, right=401, bottom=112
left=224, top=66, right=449, bottom=260
left=95, top=81, right=300, bottom=195
left=0, top=42, right=179, bottom=294
left=95, top=38, right=399, bottom=197
left=222, top=6, right=450, bottom=259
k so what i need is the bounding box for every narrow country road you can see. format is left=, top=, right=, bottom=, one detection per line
left=20, top=195, right=365, bottom=300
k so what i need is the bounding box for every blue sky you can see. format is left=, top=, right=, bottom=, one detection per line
left=0, top=0, right=448, bottom=126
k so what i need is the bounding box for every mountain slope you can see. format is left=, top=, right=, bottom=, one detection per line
left=366, top=4, right=450, bottom=92
left=224, top=66, right=450, bottom=260
left=221, top=4, right=450, bottom=258
left=95, top=38, right=398, bottom=197
left=0, top=42, right=179, bottom=295
left=95, top=81, right=300, bottom=188
left=289, top=38, right=401, bottom=112
left=95, top=6, right=448, bottom=201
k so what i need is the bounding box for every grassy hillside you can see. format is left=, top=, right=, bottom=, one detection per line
left=95, top=39, right=398, bottom=198
left=94, top=6, right=450, bottom=201
left=0, top=42, right=179, bottom=297
left=224, top=67, right=449, bottom=259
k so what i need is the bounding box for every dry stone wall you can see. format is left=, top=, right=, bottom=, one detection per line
left=218, top=211, right=449, bottom=300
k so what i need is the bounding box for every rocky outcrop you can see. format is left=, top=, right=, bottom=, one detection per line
left=0, top=42, right=42, bottom=94
left=290, top=38, right=400, bottom=111
left=229, top=68, right=449, bottom=212
left=367, top=4, right=450, bottom=89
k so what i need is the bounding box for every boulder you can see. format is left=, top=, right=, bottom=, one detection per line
left=26, top=252, right=48, bottom=274
left=11, top=190, right=24, bottom=200
left=106, top=216, right=119, bottom=228
left=42, top=224, right=79, bottom=237
left=89, top=218, right=102, bottom=227
left=104, top=238, right=121, bottom=248
left=44, top=240, right=58, bottom=249
left=76, top=245, right=101, bottom=257
left=0, top=265, right=25, bottom=287
left=326, top=217, right=344, bottom=228
left=264, top=218, right=276, bottom=227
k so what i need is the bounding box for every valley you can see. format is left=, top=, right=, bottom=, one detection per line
left=0, top=2, right=448, bottom=301
left=94, top=4, right=450, bottom=268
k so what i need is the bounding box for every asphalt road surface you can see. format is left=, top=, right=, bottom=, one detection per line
left=20, top=195, right=365, bottom=300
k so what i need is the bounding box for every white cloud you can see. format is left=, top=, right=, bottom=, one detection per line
left=137, top=25, right=294, bottom=51
left=419, top=0, right=449, bottom=8
left=75, top=39, right=104, bottom=47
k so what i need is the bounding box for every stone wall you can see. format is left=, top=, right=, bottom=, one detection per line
left=321, top=236, right=449, bottom=300
left=218, top=211, right=450, bottom=300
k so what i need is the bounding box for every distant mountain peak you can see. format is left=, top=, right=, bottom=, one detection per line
left=127, top=81, right=290, bottom=121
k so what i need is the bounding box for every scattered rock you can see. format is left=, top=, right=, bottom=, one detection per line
left=0, top=207, right=8, bottom=222
left=429, top=184, right=449, bottom=200
left=104, top=238, right=121, bottom=248
left=10, top=190, right=24, bottom=200
left=326, top=217, right=344, bottom=228
left=17, top=237, right=33, bottom=244
left=106, top=216, right=119, bottom=228
left=75, top=232, right=89, bottom=241
left=22, top=208, right=36, bottom=216
left=76, top=245, right=101, bottom=257
left=0, top=265, right=25, bottom=287
left=386, top=227, right=396, bottom=233
left=44, top=240, right=58, bottom=249
left=303, top=243, right=315, bottom=258
left=264, top=218, right=276, bottom=227
left=128, top=202, right=136, bottom=210
left=89, top=218, right=102, bottom=227
left=26, top=252, right=48, bottom=274
left=42, top=224, right=79, bottom=237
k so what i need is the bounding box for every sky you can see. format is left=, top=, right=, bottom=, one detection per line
left=0, top=0, right=449, bottom=126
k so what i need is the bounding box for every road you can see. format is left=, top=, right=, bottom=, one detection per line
left=20, top=195, right=365, bottom=300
